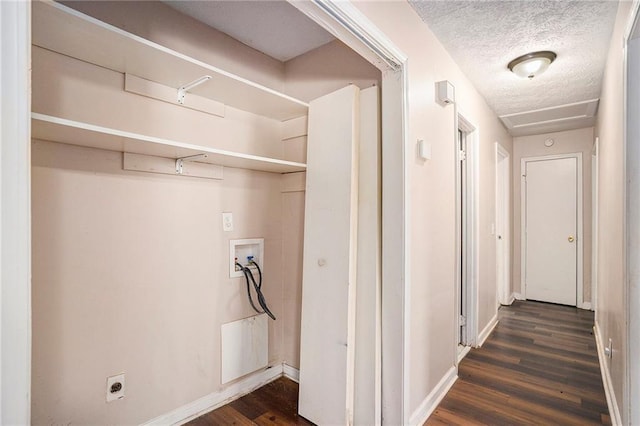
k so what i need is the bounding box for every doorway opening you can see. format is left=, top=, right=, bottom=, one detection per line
left=456, top=114, right=478, bottom=360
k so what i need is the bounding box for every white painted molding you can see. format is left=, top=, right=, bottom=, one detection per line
left=1, top=1, right=32, bottom=424
left=457, top=345, right=471, bottom=364
left=506, top=294, right=516, bottom=305
left=594, top=322, right=622, bottom=426
left=513, top=292, right=526, bottom=301
left=282, top=364, right=300, bottom=383
left=409, top=366, right=457, bottom=426
left=142, top=365, right=284, bottom=426
left=477, top=314, right=498, bottom=348
left=580, top=302, right=593, bottom=311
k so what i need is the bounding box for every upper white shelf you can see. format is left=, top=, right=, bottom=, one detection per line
left=32, top=113, right=307, bottom=174
left=32, top=0, right=309, bottom=121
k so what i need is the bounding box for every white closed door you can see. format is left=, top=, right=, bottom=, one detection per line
left=524, top=157, right=578, bottom=306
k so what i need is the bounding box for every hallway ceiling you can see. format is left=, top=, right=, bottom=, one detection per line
left=410, top=1, right=619, bottom=136
left=162, top=1, right=335, bottom=62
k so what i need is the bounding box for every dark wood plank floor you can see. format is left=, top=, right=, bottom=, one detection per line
left=186, top=377, right=313, bottom=426
left=427, top=300, right=610, bottom=425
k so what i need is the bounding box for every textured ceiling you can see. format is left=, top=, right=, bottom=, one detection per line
left=409, top=1, right=619, bottom=117
left=162, top=1, right=334, bottom=62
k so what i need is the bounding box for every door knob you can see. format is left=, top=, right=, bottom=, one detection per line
left=568, top=236, right=575, bottom=242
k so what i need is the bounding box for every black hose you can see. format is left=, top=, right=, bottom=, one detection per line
left=247, top=261, right=276, bottom=320
left=235, top=260, right=276, bottom=320
left=236, top=262, right=262, bottom=314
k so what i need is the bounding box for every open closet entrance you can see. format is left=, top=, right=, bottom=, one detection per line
left=25, top=1, right=409, bottom=425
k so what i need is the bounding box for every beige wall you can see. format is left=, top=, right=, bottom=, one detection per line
left=353, top=1, right=513, bottom=416
left=594, top=1, right=635, bottom=423
left=31, top=141, right=286, bottom=424
left=284, top=40, right=381, bottom=103
left=512, top=128, right=594, bottom=305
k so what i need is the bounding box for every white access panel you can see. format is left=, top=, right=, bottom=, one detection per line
left=525, top=157, right=578, bottom=305
left=299, top=85, right=360, bottom=425
left=221, top=314, right=268, bottom=384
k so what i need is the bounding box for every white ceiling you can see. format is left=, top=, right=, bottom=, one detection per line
left=162, top=1, right=335, bottom=62
left=409, top=1, right=619, bottom=135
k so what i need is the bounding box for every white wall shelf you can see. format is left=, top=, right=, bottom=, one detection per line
left=32, top=0, right=309, bottom=122
left=32, top=113, right=307, bottom=174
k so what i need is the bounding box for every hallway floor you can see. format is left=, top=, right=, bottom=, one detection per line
left=427, top=300, right=610, bottom=425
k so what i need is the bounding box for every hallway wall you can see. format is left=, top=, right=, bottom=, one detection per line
left=594, top=1, right=635, bottom=423
left=512, top=128, right=594, bottom=307
left=353, top=2, right=513, bottom=420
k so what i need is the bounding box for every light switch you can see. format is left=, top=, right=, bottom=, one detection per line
left=418, top=139, right=431, bottom=160
left=222, top=212, right=234, bottom=232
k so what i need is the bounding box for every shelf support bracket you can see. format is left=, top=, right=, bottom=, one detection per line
left=176, top=153, right=208, bottom=174
left=177, top=75, right=212, bottom=105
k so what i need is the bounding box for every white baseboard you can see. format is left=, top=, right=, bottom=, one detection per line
left=142, top=364, right=284, bottom=426
left=513, top=292, right=525, bottom=301
left=580, top=301, right=593, bottom=310
left=476, top=313, right=498, bottom=347
left=594, top=322, right=622, bottom=426
left=283, top=364, right=300, bottom=383
left=506, top=293, right=515, bottom=305
left=409, top=366, right=457, bottom=426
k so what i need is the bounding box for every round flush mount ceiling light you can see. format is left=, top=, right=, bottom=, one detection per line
left=508, top=51, right=557, bottom=79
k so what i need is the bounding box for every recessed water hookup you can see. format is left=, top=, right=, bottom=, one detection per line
left=230, top=238, right=264, bottom=278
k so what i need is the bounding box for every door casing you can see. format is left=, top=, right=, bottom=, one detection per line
left=496, top=143, right=511, bottom=306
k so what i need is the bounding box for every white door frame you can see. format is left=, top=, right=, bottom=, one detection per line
left=591, top=137, right=599, bottom=314
left=624, top=3, right=640, bottom=424
left=495, top=143, right=511, bottom=306
left=287, top=2, right=409, bottom=423
left=0, top=0, right=32, bottom=424
left=454, top=113, right=479, bottom=350
left=520, top=153, right=584, bottom=308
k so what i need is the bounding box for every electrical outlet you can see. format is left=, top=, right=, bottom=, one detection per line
left=222, top=212, right=234, bottom=232
left=106, top=373, right=125, bottom=402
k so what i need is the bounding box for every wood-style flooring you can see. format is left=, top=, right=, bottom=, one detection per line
left=187, top=301, right=608, bottom=426
left=186, top=377, right=313, bottom=426
left=427, top=300, right=610, bottom=425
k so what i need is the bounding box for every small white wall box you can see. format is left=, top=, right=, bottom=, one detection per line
left=418, top=139, right=432, bottom=160
left=436, top=80, right=455, bottom=105
left=230, top=238, right=264, bottom=278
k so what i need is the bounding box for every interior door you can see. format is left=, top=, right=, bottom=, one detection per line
left=298, top=85, right=360, bottom=425
left=524, top=157, right=578, bottom=306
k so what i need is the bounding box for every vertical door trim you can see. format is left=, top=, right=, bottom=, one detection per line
left=624, top=3, right=640, bottom=423
left=0, top=1, right=32, bottom=423
left=454, top=113, right=479, bottom=349
left=495, top=143, right=511, bottom=306
left=520, top=153, right=583, bottom=308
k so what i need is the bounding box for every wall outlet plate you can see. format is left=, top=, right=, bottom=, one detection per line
left=106, top=373, right=125, bottom=402
left=222, top=212, right=234, bottom=232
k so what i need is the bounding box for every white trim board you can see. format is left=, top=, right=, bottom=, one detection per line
left=594, top=322, right=622, bottom=426
left=520, top=153, right=584, bottom=307
left=408, top=366, right=457, bottom=426
left=477, top=314, right=498, bottom=348
left=142, top=364, right=285, bottom=426
left=282, top=364, right=300, bottom=383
